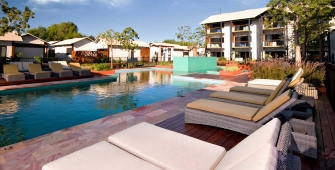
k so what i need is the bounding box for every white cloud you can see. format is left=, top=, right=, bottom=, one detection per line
left=97, top=0, right=133, bottom=7
left=28, top=0, right=89, bottom=5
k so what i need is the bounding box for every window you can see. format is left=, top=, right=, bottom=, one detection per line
left=66, top=48, right=72, bottom=55
left=0, top=46, right=6, bottom=57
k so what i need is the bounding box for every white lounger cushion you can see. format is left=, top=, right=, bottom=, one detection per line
left=248, top=79, right=282, bottom=87
left=225, top=144, right=278, bottom=170
left=215, top=118, right=280, bottom=170
left=108, top=122, right=226, bottom=170
left=42, top=141, right=162, bottom=170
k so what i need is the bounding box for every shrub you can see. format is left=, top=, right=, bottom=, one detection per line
left=157, top=61, right=173, bottom=66
left=250, top=60, right=325, bottom=86
left=218, top=57, right=227, bottom=61
left=223, top=66, right=239, bottom=72
left=91, top=63, right=110, bottom=71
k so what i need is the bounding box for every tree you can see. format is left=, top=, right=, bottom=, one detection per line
left=46, top=22, right=84, bottom=41
left=88, top=35, right=95, bottom=41
left=175, top=26, right=192, bottom=42
left=26, top=26, right=47, bottom=40
left=0, top=0, right=34, bottom=36
left=266, top=0, right=335, bottom=64
left=97, top=29, right=120, bottom=69
left=162, top=39, right=192, bottom=46
left=116, top=27, right=139, bottom=59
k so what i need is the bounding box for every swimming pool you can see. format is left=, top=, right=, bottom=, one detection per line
left=0, top=71, right=219, bottom=147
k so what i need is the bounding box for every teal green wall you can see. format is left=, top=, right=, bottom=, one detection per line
left=173, top=57, right=217, bottom=73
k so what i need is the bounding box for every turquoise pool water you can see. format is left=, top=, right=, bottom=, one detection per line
left=0, top=71, right=217, bottom=147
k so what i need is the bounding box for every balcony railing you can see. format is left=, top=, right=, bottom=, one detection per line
left=233, top=25, right=249, bottom=32
left=209, top=28, right=222, bottom=33
left=264, top=22, right=284, bottom=29
left=208, top=43, right=222, bottom=48
left=234, top=41, right=249, bottom=47
left=264, top=39, right=284, bottom=47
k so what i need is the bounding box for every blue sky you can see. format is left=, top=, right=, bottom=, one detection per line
left=10, top=0, right=268, bottom=43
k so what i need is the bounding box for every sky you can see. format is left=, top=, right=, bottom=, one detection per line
left=9, top=0, right=269, bottom=43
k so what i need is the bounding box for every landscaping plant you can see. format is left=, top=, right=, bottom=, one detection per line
left=250, top=60, right=325, bottom=86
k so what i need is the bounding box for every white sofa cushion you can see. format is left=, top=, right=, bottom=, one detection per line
left=225, top=144, right=278, bottom=170
left=42, top=141, right=162, bottom=170
left=248, top=79, right=282, bottom=86
left=214, top=118, right=280, bottom=170
left=108, top=122, right=226, bottom=170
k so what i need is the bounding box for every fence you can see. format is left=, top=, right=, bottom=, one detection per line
left=325, top=62, right=335, bottom=108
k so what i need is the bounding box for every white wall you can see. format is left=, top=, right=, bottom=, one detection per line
left=74, top=39, right=97, bottom=51
left=174, top=49, right=183, bottom=57
left=223, top=21, right=231, bottom=59
left=21, top=35, right=45, bottom=45
left=0, top=41, right=13, bottom=57
left=55, top=46, right=72, bottom=59
left=15, top=47, right=44, bottom=58
left=251, top=18, right=259, bottom=60
left=150, top=46, right=159, bottom=61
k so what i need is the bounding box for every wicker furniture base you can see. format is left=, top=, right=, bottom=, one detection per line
left=3, top=74, right=25, bottom=82
left=30, top=72, right=51, bottom=79
left=53, top=71, right=73, bottom=77
left=73, top=69, right=91, bottom=76
left=290, top=132, right=317, bottom=159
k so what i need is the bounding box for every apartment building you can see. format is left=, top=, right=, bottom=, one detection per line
left=201, top=7, right=330, bottom=61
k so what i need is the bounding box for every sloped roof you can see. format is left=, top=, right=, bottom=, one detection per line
left=53, top=37, right=93, bottom=46
left=48, top=41, right=59, bottom=45
left=96, top=38, right=149, bottom=47
left=0, top=32, right=23, bottom=42
left=149, top=42, right=189, bottom=50
left=22, top=33, right=48, bottom=43
left=200, top=7, right=268, bottom=24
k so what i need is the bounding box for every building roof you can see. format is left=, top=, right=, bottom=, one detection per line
left=22, top=33, right=48, bottom=43
left=53, top=37, right=93, bottom=46
left=200, top=7, right=268, bottom=24
left=0, top=32, right=23, bottom=42
left=149, top=42, right=189, bottom=50
left=48, top=41, right=59, bottom=45
left=134, top=40, right=149, bottom=47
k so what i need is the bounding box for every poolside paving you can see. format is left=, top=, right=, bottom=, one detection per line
left=0, top=72, right=333, bottom=169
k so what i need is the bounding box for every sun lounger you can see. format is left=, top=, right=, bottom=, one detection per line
left=69, top=63, right=91, bottom=76
left=49, top=63, right=73, bottom=77
left=42, top=118, right=301, bottom=170
left=57, top=61, right=72, bottom=70
left=210, top=78, right=291, bottom=108
left=10, top=62, right=33, bottom=72
left=186, top=90, right=317, bottom=158
left=247, top=68, right=304, bottom=89
left=2, top=64, right=25, bottom=82
left=28, top=64, right=51, bottom=79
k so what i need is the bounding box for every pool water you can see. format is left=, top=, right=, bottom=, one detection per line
left=0, top=71, right=217, bottom=147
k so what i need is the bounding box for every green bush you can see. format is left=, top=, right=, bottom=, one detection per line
left=250, top=60, right=325, bottom=86
left=218, top=57, right=227, bottom=61
left=91, top=63, right=110, bottom=71
left=157, top=62, right=173, bottom=66
left=223, top=66, right=239, bottom=72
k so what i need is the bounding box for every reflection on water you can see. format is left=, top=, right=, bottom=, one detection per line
left=0, top=71, right=212, bottom=147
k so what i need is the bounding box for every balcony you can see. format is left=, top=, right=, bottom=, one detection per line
left=233, top=25, right=250, bottom=32
left=263, top=22, right=284, bottom=30
left=233, top=41, right=250, bottom=48
left=207, top=27, right=223, bottom=34
left=207, top=43, right=222, bottom=48
left=263, top=39, right=285, bottom=47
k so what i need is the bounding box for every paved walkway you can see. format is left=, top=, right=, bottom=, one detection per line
left=0, top=74, right=248, bottom=170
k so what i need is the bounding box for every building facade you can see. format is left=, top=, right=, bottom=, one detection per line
left=201, top=7, right=330, bottom=61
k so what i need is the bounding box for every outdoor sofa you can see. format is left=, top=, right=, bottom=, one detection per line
left=185, top=90, right=317, bottom=158
left=2, top=64, right=25, bottom=82
left=69, top=63, right=91, bottom=76
left=48, top=61, right=72, bottom=70
left=42, top=118, right=301, bottom=170
left=49, top=63, right=73, bottom=77
left=28, top=64, right=51, bottom=79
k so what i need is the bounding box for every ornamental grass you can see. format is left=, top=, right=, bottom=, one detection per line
left=250, top=60, right=325, bottom=86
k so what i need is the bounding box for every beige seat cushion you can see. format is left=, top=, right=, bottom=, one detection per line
left=108, top=122, right=226, bottom=170
left=50, top=63, right=64, bottom=71
left=288, top=78, right=302, bottom=88
left=42, top=141, right=162, bottom=170
left=28, top=64, right=44, bottom=73
left=69, top=63, right=82, bottom=70
left=230, top=86, right=273, bottom=96
left=3, top=73, right=24, bottom=76
left=264, top=79, right=287, bottom=105
left=291, top=68, right=303, bottom=82
left=215, top=118, right=280, bottom=170
left=3, top=64, right=20, bottom=74
left=253, top=90, right=292, bottom=122
left=219, top=144, right=278, bottom=170
left=210, top=91, right=268, bottom=105
left=187, top=99, right=259, bottom=120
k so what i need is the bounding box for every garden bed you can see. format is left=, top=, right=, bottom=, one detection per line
left=219, top=70, right=242, bottom=76
left=91, top=70, right=116, bottom=76
left=155, top=65, right=173, bottom=69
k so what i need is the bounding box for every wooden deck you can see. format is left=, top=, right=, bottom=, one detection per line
left=156, top=92, right=335, bottom=170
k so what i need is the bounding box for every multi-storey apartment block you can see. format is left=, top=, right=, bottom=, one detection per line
left=201, top=7, right=330, bottom=61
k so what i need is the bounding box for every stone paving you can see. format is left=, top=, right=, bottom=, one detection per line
left=0, top=73, right=248, bottom=170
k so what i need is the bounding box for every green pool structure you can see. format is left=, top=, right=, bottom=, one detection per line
left=173, top=57, right=217, bottom=73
